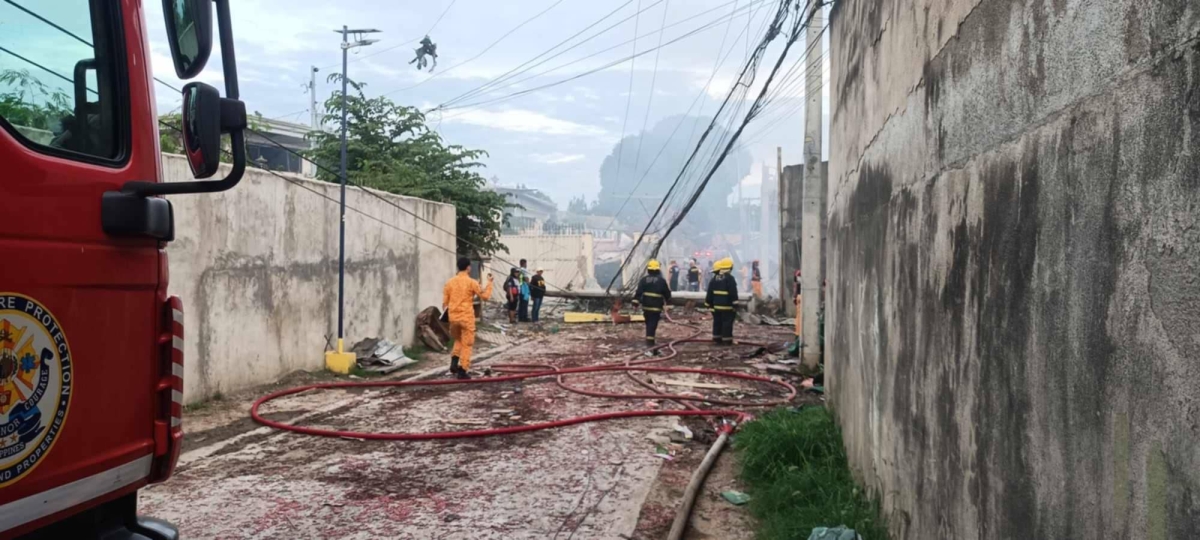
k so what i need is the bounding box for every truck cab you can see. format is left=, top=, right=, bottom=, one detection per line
left=0, top=0, right=245, bottom=537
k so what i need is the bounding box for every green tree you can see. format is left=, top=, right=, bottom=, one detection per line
left=567, top=195, right=589, bottom=214
left=308, top=76, right=512, bottom=256
left=0, top=69, right=71, bottom=138
left=158, top=111, right=265, bottom=163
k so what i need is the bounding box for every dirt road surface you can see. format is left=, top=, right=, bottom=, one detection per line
left=140, top=315, right=803, bottom=539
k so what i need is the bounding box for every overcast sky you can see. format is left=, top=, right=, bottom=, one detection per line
left=145, top=0, right=830, bottom=209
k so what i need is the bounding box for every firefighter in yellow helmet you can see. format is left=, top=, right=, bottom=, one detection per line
left=705, top=257, right=738, bottom=344
left=633, top=259, right=672, bottom=349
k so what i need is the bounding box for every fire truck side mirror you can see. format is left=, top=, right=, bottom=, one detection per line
left=181, top=82, right=223, bottom=178
left=163, top=0, right=213, bottom=79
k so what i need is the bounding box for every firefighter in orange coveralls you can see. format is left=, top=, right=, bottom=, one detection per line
left=442, top=257, right=493, bottom=379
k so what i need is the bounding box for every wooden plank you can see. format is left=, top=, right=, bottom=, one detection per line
left=563, top=312, right=609, bottom=323
left=652, top=378, right=734, bottom=390
left=446, top=418, right=489, bottom=426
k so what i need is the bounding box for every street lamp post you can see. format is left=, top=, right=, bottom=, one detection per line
left=326, top=25, right=380, bottom=374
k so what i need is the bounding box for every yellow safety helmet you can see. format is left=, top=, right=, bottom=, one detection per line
left=646, top=259, right=661, bottom=271
left=715, top=257, right=734, bottom=271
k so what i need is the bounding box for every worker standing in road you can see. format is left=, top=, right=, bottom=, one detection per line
left=517, top=259, right=531, bottom=322
left=668, top=260, right=680, bottom=291
left=705, top=258, right=738, bottom=344
left=442, top=257, right=494, bottom=379
left=530, top=268, right=547, bottom=323
left=751, top=260, right=763, bottom=298
left=687, top=259, right=701, bottom=292
left=633, top=260, right=672, bottom=349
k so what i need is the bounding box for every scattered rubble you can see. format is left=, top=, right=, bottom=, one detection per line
left=350, top=337, right=416, bottom=373
left=416, top=307, right=451, bottom=352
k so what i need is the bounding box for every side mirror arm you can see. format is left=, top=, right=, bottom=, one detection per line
left=121, top=0, right=245, bottom=198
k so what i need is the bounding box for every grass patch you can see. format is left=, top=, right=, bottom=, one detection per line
left=735, top=406, right=888, bottom=540
left=182, top=391, right=224, bottom=413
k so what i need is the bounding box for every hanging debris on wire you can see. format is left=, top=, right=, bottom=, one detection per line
left=410, top=35, right=438, bottom=71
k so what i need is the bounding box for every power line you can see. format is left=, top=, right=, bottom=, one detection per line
left=376, top=0, right=569, bottom=97
left=606, top=0, right=826, bottom=291
left=439, top=0, right=641, bottom=108
left=609, top=0, right=646, bottom=241
left=4, top=2, right=569, bottom=290
left=158, top=117, right=574, bottom=292
left=629, top=0, right=671, bottom=179
left=435, top=0, right=772, bottom=112
left=599, top=3, right=751, bottom=236
left=319, top=0, right=459, bottom=71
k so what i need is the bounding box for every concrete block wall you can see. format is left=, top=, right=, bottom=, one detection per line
left=164, top=154, right=456, bottom=404
left=496, top=234, right=595, bottom=290
left=828, top=0, right=1200, bottom=538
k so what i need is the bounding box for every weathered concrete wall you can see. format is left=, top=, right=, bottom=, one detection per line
left=164, top=154, right=456, bottom=403
left=828, top=0, right=1200, bottom=538
left=497, top=234, right=595, bottom=290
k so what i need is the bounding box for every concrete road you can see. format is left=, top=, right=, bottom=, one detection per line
left=139, top=319, right=791, bottom=539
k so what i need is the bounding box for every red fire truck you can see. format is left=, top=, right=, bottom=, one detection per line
left=0, top=0, right=246, bottom=537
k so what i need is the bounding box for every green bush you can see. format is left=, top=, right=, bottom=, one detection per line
left=735, top=407, right=888, bottom=540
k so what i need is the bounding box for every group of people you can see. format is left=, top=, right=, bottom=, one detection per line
left=441, top=254, right=761, bottom=380
left=634, top=257, right=745, bottom=348
left=501, top=259, right=547, bottom=324
left=662, top=259, right=763, bottom=297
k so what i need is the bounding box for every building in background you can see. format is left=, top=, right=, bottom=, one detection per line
left=245, top=117, right=317, bottom=176
left=491, top=181, right=558, bottom=233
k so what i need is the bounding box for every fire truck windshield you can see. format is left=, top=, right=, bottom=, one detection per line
left=0, top=0, right=126, bottom=162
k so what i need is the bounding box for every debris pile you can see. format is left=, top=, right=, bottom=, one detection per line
left=416, top=306, right=451, bottom=351
left=350, top=337, right=416, bottom=374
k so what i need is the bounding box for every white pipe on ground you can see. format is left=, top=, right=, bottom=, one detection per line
left=667, top=429, right=731, bottom=540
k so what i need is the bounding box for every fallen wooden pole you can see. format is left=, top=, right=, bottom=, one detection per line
left=542, top=289, right=748, bottom=306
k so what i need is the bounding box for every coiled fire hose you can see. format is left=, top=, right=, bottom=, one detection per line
left=250, top=316, right=793, bottom=535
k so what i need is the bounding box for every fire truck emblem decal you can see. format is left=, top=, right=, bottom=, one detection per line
left=0, top=293, right=72, bottom=487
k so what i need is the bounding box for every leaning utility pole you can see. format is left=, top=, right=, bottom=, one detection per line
left=800, top=2, right=826, bottom=371
left=325, top=26, right=380, bottom=374
left=776, top=147, right=787, bottom=307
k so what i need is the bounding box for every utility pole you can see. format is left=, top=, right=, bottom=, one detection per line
left=325, top=26, right=380, bottom=374
left=308, top=66, right=319, bottom=130
left=800, top=3, right=826, bottom=372
left=776, top=147, right=788, bottom=311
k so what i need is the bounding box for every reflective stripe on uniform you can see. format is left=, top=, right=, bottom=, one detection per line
left=0, top=455, right=152, bottom=532
left=713, top=305, right=735, bottom=310
left=713, top=290, right=728, bottom=295
left=643, top=292, right=663, bottom=297
left=643, top=307, right=661, bottom=312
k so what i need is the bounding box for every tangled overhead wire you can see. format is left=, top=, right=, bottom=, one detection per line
left=605, top=0, right=830, bottom=294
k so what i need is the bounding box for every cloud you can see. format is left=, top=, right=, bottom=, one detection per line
left=444, top=108, right=608, bottom=138
left=531, top=153, right=586, bottom=165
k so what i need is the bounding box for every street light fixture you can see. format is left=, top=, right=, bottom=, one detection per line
left=326, top=26, right=380, bottom=374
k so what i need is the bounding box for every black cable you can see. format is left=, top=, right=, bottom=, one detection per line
left=439, top=0, right=639, bottom=108
left=609, top=0, right=646, bottom=229
left=157, top=119, right=558, bottom=291
left=3, top=0, right=89, bottom=45
left=629, top=0, right=671, bottom=180
left=0, top=45, right=92, bottom=93
left=606, top=0, right=826, bottom=292
left=320, top=0, right=459, bottom=71
left=599, top=6, right=750, bottom=236
left=378, top=0, right=568, bottom=97
left=7, top=0, right=572, bottom=292
left=435, top=0, right=771, bottom=112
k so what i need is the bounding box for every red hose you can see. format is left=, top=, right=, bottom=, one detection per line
left=251, top=318, right=791, bottom=440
